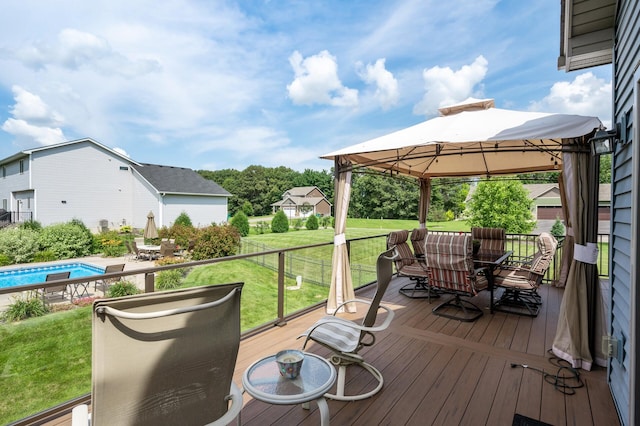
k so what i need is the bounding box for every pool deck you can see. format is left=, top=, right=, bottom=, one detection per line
left=0, top=255, right=151, bottom=310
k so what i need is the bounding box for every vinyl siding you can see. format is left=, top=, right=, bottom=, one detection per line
left=30, top=141, right=137, bottom=229
left=609, top=1, right=640, bottom=424
left=0, top=158, right=30, bottom=212
left=162, top=194, right=228, bottom=227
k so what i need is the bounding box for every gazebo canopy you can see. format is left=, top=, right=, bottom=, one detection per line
left=321, top=98, right=602, bottom=177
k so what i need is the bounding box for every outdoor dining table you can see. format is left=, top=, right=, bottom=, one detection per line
left=137, top=244, right=161, bottom=259
left=473, top=250, right=513, bottom=314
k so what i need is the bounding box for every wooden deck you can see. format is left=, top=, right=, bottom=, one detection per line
left=43, top=275, right=619, bottom=425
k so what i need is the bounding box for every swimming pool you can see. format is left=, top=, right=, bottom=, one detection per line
left=0, top=263, right=105, bottom=289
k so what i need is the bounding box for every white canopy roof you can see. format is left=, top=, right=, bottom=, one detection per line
left=321, top=105, right=602, bottom=178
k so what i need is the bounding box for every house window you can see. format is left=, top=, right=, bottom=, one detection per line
left=120, top=166, right=129, bottom=171
left=2, top=167, right=5, bottom=178
left=19, top=160, right=24, bottom=174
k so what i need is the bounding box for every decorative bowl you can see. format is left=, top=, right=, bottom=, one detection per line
left=275, top=349, right=304, bottom=379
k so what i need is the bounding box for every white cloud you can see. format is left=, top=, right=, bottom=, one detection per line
left=413, top=55, right=489, bottom=116
left=15, top=28, right=161, bottom=77
left=529, top=72, right=612, bottom=127
left=356, top=58, right=399, bottom=110
left=287, top=50, right=358, bottom=108
left=1, top=86, right=66, bottom=147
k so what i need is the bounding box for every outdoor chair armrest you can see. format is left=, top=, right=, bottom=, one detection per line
left=312, top=301, right=395, bottom=333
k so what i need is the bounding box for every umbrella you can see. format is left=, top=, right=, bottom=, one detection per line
left=144, top=211, right=158, bottom=239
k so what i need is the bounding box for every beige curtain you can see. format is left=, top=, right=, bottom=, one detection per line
left=418, top=178, right=431, bottom=228
left=552, top=149, right=600, bottom=370
left=557, top=173, right=573, bottom=287
left=327, top=157, right=356, bottom=314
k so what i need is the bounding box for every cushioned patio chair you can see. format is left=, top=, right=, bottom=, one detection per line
left=424, top=233, right=489, bottom=322
left=299, top=248, right=395, bottom=401
left=471, top=227, right=506, bottom=256
left=41, top=271, right=71, bottom=303
left=72, top=282, right=244, bottom=426
left=387, top=230, right=436, bottom=299
left=94, top=263, right=125, bottom=293
left=492, top=232, right=558, bottom=317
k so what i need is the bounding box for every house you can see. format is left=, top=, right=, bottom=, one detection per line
left=0, top=138, right=231, bottom=231
left=271, top=186, right=332, bottom=218
left=559, top=1, right=639, bottom=424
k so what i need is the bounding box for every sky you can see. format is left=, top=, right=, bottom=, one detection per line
left=0, top=0, right=612, bottom=173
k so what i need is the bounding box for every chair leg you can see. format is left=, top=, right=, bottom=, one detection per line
left=323, top=354, right=384, bottom=401
left=432, top=294, right=483, bottom=322
left=493, top=288, right=541, bottom=317
left=398, top=278, right=441, bottom=300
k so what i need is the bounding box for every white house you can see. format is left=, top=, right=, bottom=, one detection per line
left=0, top=138, right=231, bottom=231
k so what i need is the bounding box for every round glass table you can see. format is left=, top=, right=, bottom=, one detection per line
left=242, top=351, right=336, bottom=425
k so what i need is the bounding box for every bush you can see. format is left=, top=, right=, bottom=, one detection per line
left=231, top=211, right=250, bottom=237
left=320, top=216, right=332, bottom=229
left=174, top=211, right=193, bottom=227
left=0, top=254, right=11, bottom=266
left=254, top=221, right=270, bottom=234
left=0, top=227, right=40, bottom=263
left=19, top=220, right=42, bottom=231
left=2, top=294, right=49, bottom=322
left=96, top=231, right=127, bottom=257
left=33, top=250, right=57, bottom=262
left=191, top=225, right=241, bottom=260
left=305, top=214, right=319, bottom=230
left=271, top=210, right=289, bottom=233
left=550, top=218, right=566, bottom=239
left=106, top=280, right=139, bottom=298
left=38, top=222, right=94, bottom=259
left=156, top=269, right=185, bottom=290
left=241, top=200, right=254, bottom=216
left=158, top=223, right=198, bottom=248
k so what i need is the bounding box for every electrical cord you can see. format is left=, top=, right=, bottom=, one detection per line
left=510, top=351, right=584, bottom=395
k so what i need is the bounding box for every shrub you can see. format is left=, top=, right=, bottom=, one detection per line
left=305, top=214, right=319, bottom=230
left=38, top=222, right=93, bottom=259
left=254, top=221, right=270, bottom=234
left=33, top=250, right=57, bottom=262
left=119, top=225, right=133, bottom=234
left=191, top=225, right=241, bottom=260
left=159, top=223, right=199, bottom=248
left=156, top=269, right=185, bottom=290
left=19, top=220, right=42, bottom=231
left=550, top=218, right=566, bottom=239
left=96, top=231, right=127, bottom=257
left=320, top=216, right=332, bottom=229
left=0, top=227, right=40, bottom=263
left=292, top=218, right=303, bottom=230
left=2, top=294, right=49, bottom=322
left=271, top=210, right=289, bottom=233
left=231, top=211, right=250, bottom=237
left=174, top=211, right=193, bottom=227
left=106, top=280, right=139, bottom=298
left=241, top=200, right=254, bottom=216
left=0, top=254, right=11, bottom=266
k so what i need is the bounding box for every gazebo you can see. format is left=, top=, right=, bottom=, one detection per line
left=321, top=98, right=604, bottom=371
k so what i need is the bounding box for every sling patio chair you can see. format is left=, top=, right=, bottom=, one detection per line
left=93, top=263, right=126, bottom=293
left=299, top=248, right=395, bottom=401
left=424, top=233, right=489, bottom=322
left=72, top=282, right=244, bottom=426
left=492, top=232, right=558, bottom=317
left=387, top=229, right=438, bottom=300
left=40, top=271, right=71, bottom=303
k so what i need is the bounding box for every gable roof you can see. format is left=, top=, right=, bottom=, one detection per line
left=133, top=163, right=231, bottom=196
left=285, top=186, right=326, bottom=197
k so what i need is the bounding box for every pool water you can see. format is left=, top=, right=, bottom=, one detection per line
left=0, top=263, right=105, bottom=289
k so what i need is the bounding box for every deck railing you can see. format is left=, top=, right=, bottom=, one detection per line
left=2, top=231, right=610, bottom=425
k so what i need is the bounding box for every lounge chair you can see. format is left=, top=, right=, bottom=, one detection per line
left=424, top=233, right=489, bottom=322
left=387, top=230, right=436, bottom=299
left=492, top=232, right=558, bottom=316
left=41, top=271, right=71, bottom=303
left=72, top=282, right=244, bottom=425
left=94, top=263, right=125, bottom=293
left=299, top=248, right=395, bottom=401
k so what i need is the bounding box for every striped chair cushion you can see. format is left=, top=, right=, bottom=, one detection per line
left=410, top=228, right=428, bottom=258
left=471, top=227, right=506, bottom=254
left=387, top=230, right=414, bottom=268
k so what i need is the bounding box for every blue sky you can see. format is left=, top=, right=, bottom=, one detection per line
left=0, top=0, right=612, bottom=172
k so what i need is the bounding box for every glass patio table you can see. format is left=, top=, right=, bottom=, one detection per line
left=242, top=351, right=336, bottom=426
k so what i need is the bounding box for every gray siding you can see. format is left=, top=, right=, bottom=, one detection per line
left=30, top=141, right=136, bottom=230
left=0, top=158, right=30, bottom=212
left=610, top=1, right=640, bottom=424
left=162, top=194, right=228, bottom=227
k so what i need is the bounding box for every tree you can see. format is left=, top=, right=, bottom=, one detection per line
left=271, top=210, right=289, bottom=233
left=466, top=180, right=535, bottom=233
left=174, top=211, right=193, bottom=227
left=230, top=211, right=250, bottom=236
left=305, top=214, right=319, bottom=230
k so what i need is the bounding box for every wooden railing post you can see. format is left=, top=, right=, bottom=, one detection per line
left=145, top=272, right=155, bottom=293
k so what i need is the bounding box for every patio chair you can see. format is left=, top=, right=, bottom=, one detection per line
left=424, top=234, right=489, bottom=322
left=471, top=227, right=506, bottom=256
left=387, top=230, right=436, bottom=299
left=492, top=232, right=558, bottom=317
left=159, top=241, right=176, bottom=258
left=130, top=241, right=150, bottom=261
left=94, top=263, right=125, bottom=293
left=299, top=248, right=395, bottom=401
left=41, top=271, right=71, bottom=302
left=72, top=282, right=244, bottom=426
left=410, top=227, right=428, bottom=259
